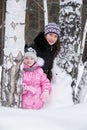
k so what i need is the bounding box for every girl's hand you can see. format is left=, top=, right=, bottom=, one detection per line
left=41, top=91, right=49, bottom=103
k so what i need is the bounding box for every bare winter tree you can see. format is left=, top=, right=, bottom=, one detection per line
left=1, top=0, right=27, bottom=108
left=54, top=0, right=83, bottom=103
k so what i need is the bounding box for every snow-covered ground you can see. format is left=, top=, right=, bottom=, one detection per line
left=0, top=102, right=87, bottom=130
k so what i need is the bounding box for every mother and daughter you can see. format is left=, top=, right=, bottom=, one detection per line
left=22, top=22, right=61, bottom=110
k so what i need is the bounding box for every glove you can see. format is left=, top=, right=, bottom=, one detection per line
left=23, top=85, right=36, bottom=94
left=41, top=91, right=49, bottom=103
left=28, top=86, right=36, bottom=94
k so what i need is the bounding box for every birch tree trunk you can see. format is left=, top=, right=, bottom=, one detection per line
left=76, top=20, right=87, bottom=103
left=81, top=19, right=87, bottom=57
left=1, top=0, right=27, bottom=108
left=43, top=0, right=48, bottom=26
left=54, top=0, right=83, bottom=103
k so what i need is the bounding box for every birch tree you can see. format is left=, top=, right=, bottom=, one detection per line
left=1, top=0, right=27, bottom=108
left=76, top=19, right=87, bottom=103
left=52, top=0, right=83, bottom=103
left=43, top=0, right=48, bottom=26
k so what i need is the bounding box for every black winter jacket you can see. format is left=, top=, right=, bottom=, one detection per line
left=25, top=32, right=58, bottom=80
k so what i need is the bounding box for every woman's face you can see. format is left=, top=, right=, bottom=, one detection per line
left=45, top=33, right=58, bottom=45
left=24, top=56, right=35, bottom=67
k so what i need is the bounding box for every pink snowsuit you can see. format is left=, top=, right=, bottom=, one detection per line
left=22, top=63, right=51, bottom=110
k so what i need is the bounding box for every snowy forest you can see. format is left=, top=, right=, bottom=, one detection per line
left=1, top=0, right=87, bottom=130
left=0, top=0, right=87, bottom=109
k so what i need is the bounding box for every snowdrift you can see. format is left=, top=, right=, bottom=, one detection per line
left=0, top=103, right=87, bottom=130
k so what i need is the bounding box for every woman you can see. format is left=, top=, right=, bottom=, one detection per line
left=25, top=22, right=61, bottom=81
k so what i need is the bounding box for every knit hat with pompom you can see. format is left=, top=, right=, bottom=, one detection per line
left=24, top=47, right=37, bottom=61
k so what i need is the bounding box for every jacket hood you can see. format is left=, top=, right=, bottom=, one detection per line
left=37, top=57, right=44, bottom=67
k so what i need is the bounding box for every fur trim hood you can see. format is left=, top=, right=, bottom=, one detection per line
left=37, top=57, right=44, bottom=67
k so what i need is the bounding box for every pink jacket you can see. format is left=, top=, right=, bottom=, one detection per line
left=22, top=63, right=51, bottom=109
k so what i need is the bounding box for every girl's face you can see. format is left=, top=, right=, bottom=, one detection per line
left=24, top=56, right=35, bottom=67
left=45, top=33, right=58, bottom=45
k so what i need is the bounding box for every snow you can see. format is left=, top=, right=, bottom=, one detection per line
left=0, top=60, right=87, bottom=130
left=48, top=59, right=73, bottom=109
left=0, top=103, right=87, bottom=130
left=60, top=0, right=82, bottom=5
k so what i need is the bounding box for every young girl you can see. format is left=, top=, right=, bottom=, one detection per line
left=25, top=22, right=61, bottom=81
left=22, top=47, right=51, bottom=110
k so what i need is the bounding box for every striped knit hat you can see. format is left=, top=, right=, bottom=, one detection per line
left=44, top=22, right=61, bottom=36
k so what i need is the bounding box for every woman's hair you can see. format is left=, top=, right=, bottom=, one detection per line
left=54, top=36, right=61, bottom=58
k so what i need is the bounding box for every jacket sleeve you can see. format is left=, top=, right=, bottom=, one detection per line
left=40, top=68, right=51, bottom=94
left=22, top=71, right=27, bottom=86
left=22, top=71, right=28, bottom=94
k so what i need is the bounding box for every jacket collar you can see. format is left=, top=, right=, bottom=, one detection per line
left=34, top=32, right=55, bottom=50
